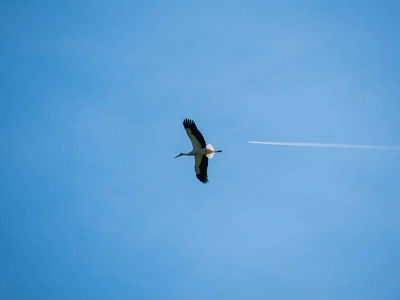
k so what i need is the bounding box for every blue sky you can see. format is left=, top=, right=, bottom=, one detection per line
left=1, top=1, right=400, bottom=299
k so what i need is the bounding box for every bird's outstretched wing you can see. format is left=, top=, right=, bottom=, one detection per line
left=183, top=118, right=206, bottom=149
left=194, top=155, right=208, bottom=183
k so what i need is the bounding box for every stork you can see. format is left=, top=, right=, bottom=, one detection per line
left=175, top=118, right=222, bottom=183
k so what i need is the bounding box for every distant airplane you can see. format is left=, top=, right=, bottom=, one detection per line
left=175, top=118, right=222, bottom=183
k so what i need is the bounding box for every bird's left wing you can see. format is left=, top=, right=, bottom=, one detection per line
left=183, top=118, right=206, bottom=149
left=194, top=155, right=208, bottom=183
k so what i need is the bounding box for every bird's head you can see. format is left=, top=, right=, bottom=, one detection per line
left=174, top=153, right=184, bottom=158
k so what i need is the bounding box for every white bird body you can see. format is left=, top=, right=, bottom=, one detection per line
left=175, top=119, right=222, bottom=183
left=177, top=144, right=216, bottom=157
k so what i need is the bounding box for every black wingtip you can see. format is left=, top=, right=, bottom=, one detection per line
left=183, top=118, right=195, bottom=128
left=196, top=172, right=209, bottom=183
left=197, top=176, right=209, bottom=184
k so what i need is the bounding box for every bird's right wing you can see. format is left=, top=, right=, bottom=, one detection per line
left=183, top=118, right=206, bottom=149
left=194, top=155, right=208, bottom=183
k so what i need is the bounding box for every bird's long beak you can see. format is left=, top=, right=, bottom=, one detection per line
left=174, top=154, right=182, bottom=158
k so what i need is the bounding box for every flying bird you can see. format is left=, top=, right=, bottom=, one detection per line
left=175, top=118, right=222, bottom=183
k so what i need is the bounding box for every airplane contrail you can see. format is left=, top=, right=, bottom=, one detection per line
left=248, top=141, right=400, bottom=150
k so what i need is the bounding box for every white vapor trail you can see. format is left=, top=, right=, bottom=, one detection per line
left=248, top=141, right=400, bottom=150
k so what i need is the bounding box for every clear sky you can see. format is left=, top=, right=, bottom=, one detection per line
left=2, top=1, right=400, bottom=299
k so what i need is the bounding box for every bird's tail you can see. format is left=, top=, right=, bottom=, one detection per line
left=206, top=144, right=215, bottom=159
